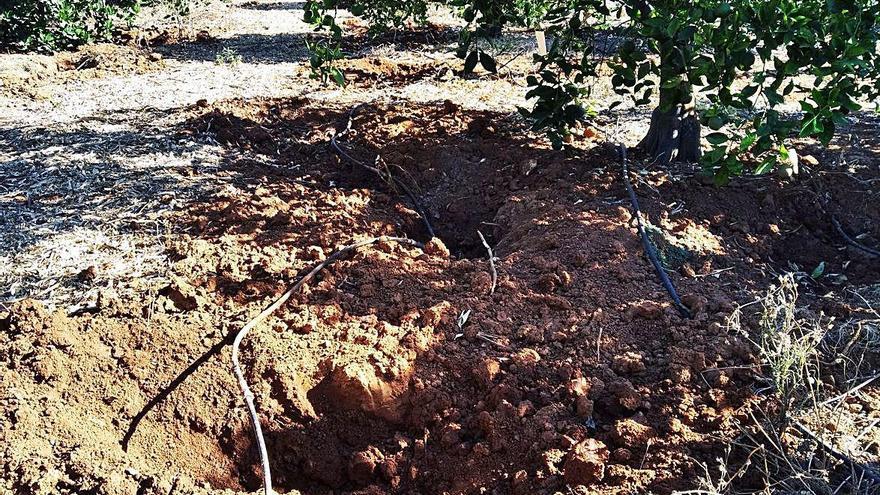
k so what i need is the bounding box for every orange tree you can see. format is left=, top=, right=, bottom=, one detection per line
left=304, top=0, right=880, bottom=181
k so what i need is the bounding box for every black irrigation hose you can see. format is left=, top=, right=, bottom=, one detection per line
left=831, top=215, right=880, bottom=258
left=793, top=420, right=880, bottom=486
left=330, top=110, right=436, bottom=238
left=618, top=144, right=692, bottom=319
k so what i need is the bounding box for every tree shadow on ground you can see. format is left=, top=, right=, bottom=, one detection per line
left=240, top=0, right=306, bottom=10
left=152, top=25, right=460, bottom=65
left=154, top=32, right=310, bottom=64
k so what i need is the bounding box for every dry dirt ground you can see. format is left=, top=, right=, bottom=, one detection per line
left=2, top=2, right=880, bottom=495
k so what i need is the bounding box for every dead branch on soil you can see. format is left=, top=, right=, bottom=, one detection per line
left=330, top=106, right=436, bottom=237
left=231, top=235, right=424, bottom=495
left=476, top=230, right=497, bottom=295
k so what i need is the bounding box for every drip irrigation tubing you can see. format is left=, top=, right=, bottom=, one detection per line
left=618, top=144, right=692, bottom=319
left=330, top=107, right=436, bottom=238
left=231, top=236, right=425, bottom=495
left=831, top=215, right=880, bottom=258
left=793, top=420, right=880, bottom=486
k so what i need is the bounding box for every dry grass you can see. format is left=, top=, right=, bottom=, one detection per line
left=0, top=115, right=228, bottom=312
left=683, top=274, right=880, bottom=494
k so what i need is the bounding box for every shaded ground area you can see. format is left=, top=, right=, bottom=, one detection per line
left=1, top=1, right=879, bottom=495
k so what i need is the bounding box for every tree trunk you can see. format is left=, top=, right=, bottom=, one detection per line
left=638, top=89, right=702, bottom=167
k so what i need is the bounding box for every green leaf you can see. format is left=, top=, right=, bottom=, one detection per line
left=660, top=76, right=683, bottom=88
left=739, top=133, right=757, bottom=152
left=463, top=50, right=478, bottom=74
left=754, top=156, right=776, bottom=174
left=330, top=67, right=345, bottom=86
left=811, top=261, right=826, bottom=279
left=706, top=132, right=729, bottom=145
left=479, top=52, right=497, bottom=73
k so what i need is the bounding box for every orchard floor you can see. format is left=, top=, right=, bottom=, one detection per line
left=2, top=2, right=880, bottom=495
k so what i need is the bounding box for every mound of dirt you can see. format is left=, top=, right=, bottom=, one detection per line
left=0, top=44, right=164, bottom=99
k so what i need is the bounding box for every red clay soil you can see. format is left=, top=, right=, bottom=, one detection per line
left=2, top=98, right=879, bottom=495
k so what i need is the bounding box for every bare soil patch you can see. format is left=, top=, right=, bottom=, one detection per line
left=2, top=0, right=879, bottom=493
left=4, top=94, right=879, bottom=494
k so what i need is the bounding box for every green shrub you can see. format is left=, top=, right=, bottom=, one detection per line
left=0, top=0, right=140, bottom=52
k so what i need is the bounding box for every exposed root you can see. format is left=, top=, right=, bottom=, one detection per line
left=330, top=107, right=436, bottom=238
left=230, top=236, right=425, bottom=495
left=477, top=230, right=497, bottom=295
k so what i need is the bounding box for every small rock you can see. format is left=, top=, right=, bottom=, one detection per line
left=516, top=324, right=545, bottom=344
left=612, top=352, right=646, bottom=375
left=537, top=273, right=560, bottom=293
left=472, top=358, right=501, bottom=388
left=379, top=457, right=399, bottom=481
left=440, top=423, right=462, bottom=447
left=348, top=447, right=382, bottom=485
left=611, top=418, right=656, bottom=448
left=424, top=238, right=450, bottom=258
left=575, top=396, right=594, bottom=418
left=516, top=400, right=535, bottom=418
left=627, top=301, right=663, bottom=320
left=612, top=447, right=632, bottom=462
left=158, top=278, right=203, bottom=311
left=681, top=294, right=708, bottom=315
left=564, top=438, right=609, bottom=485
left=608, top=379, right=642, bottom=412
left=476, top=410, right=495, bottom=436
left=513, top=348, right=541, bottom=367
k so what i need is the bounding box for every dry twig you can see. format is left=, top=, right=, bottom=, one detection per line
left=330, top=107, right=436, bottom=237
left=476, top=230, right=497, bottom=295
